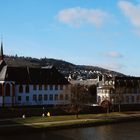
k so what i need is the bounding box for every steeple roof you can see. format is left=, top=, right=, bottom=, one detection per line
left=0, top=42, right=4, bottom=60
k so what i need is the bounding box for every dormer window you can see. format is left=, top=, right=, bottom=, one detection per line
left=39, top=84, right=42, bottom=90
left=25, top=85, right=30, bottom=93
left=19, top=85, right=23, bottom=93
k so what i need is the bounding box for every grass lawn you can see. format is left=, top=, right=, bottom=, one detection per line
left=0, top=111, right=139, bottom=128
left=0, top=112, right=129, bottom=124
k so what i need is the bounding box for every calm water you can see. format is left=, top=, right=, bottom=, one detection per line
left=1, top=122, right=140, bottom=140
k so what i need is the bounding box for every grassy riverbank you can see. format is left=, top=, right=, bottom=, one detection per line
left=1, top=112, right=140, bottom=135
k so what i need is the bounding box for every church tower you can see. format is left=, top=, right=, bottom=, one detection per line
left=0, top=41, right=4, bottom=61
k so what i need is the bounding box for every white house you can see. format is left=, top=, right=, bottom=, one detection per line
left=0, top=42, right=70, bottom=107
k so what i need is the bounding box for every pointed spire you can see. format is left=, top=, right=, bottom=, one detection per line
left=0, top=38, right=4, bottom=60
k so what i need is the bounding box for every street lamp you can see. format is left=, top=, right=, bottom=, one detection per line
left=111, top=98, right=114, bottom=112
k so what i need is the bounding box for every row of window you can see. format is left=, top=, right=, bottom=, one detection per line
left=98, top=95, right=140, bottom=104
left=19, top=85, right=64, bottom=93
left=112, top=95, right=140, bottom=103
left=115, top=88, right=140, bottom=94
left=98, top=88, right=140, bottom=94
left=18, top=94, right=69, bottom=102
left=33, top=85, right=63, bottom=91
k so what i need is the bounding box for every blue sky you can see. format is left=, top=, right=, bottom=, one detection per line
left=1, top=0, right=140, bottom=76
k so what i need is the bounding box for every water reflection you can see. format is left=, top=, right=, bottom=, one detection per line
left=1, top=122, right=140, bottom=140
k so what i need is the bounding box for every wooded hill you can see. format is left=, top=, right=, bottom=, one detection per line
left=4, top=55, right=125, bottom=80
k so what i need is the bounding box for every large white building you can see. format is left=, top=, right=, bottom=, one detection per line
left=0, top=43, right=70, bottom=107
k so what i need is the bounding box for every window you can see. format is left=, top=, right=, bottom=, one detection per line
left=60, top=94, right=64, bottom=100
left=110, top=89, right=113, bottom=94
left=25, top=85, right=30, bottom=93
left=131, top=96, right=135, bottom=103
left=65, top=94, right=69, bottom=100
left=44, top=94, right=48, bottom=101
left=126, top=96, right=129, bottom=103
left=49, top=85, right=53, bottom=90
left=49, top=94, right=53, bottom=100
left=18, top=96, right=21, bottom=101
left=105, top=90, right=107, bottom=93
left=54, top=94, right=58, bottom=100
left=55, top=85, right=58, bottom=90
left=33, top=94, right=37, bottom=101
left=60, top=85, right=63, bottom=90
left=38, top=94, right=42, bottom=101
left=137, top=88, right=140, bottom=94
left=33, top=85, right=37, bottom=90
left=44, top=85, right=48, bottom=90
left=97, top=96, right=101, bottom=103
left=26, top=96, right=29, bottom=102
left=133, top=88, right=137, bottom=94
left=136, top=95, right=140, bottom=102
left=5, top=83, right=10, bottom=96
left=19, top=85, right=23, bottom=93
left=39, top=84, right=42, bottom=90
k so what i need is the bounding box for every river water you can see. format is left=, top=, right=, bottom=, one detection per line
left=1, top=122, right=140, bottom=140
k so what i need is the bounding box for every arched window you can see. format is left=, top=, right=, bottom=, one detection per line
left=0, top=84, right=2, bottom=96
left=97, top=96, right=101, bottom=103
left=25, top=85, right=30, bottom=93
left=5, top=83, right=10, bottom=96
left=19, top=85, right=23, bottom=93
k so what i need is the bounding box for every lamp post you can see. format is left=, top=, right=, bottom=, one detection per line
left=118, top=96, right=121, bottom=112
left=111, top=98, right=114, bottom=112
left=42, top=106, right=45, bottom=117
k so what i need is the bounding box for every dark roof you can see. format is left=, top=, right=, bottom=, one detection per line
left=0, top=62, right=69, bottom=84
left=115, top=76, right=140, bottom=87
left=115, top=76, right=140, bottom=80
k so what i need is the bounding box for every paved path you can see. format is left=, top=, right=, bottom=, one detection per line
left=0, top=118, right=98, bottom=128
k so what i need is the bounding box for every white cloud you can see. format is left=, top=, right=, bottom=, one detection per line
left=56, top=7, right=109, bottom=27
left=119, top=0, right=140, bottom=28
left=103, top=51, right=123, bottom=58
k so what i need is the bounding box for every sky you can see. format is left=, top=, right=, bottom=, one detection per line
left=1, top=0, right=140, bottom=76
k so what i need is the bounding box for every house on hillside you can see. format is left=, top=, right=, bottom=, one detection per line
left=0, top=42, right=70, bottom=107
left=97, top=75, right=140, bottom=106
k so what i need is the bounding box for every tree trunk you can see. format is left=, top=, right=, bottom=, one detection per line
left=76, top=113, right=79, bottom=119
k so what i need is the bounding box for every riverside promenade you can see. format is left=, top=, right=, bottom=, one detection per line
left=1, top=111, right=140, bottom=135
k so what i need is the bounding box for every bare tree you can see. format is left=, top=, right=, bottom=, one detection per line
left=88, top=85, right=97, bottom=103
left=115, top=86, right=125, bottom=112
left=63, top=84, right=89, bottom=118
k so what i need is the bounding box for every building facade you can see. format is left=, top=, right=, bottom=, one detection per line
left=0, top=43, right=70, bottom=107
left=97, top=75, right=140, bottom=106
